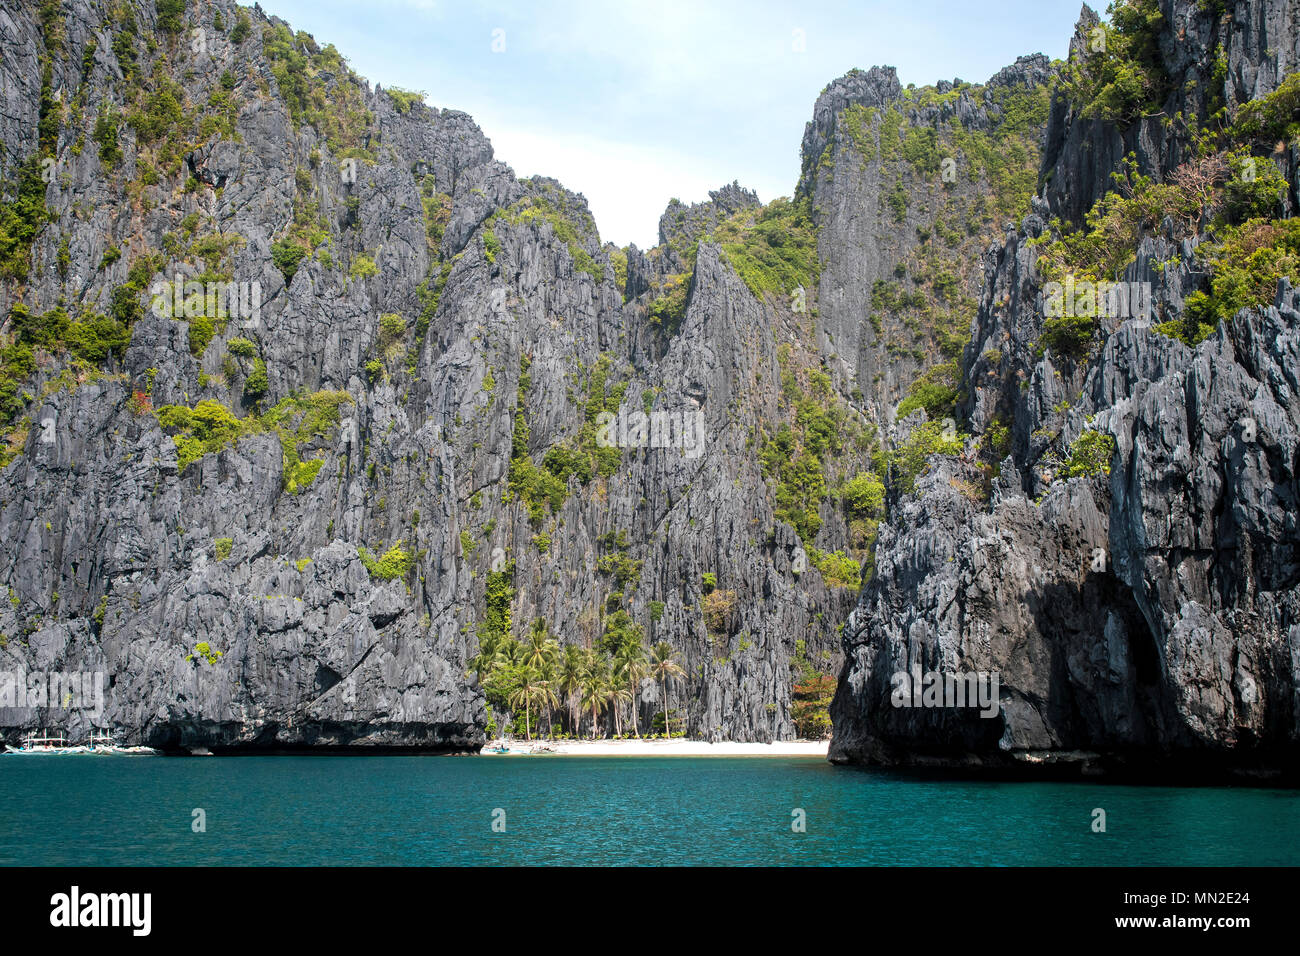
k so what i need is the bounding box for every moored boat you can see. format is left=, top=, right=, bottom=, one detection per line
left=2, top=730, right=159, bottom=756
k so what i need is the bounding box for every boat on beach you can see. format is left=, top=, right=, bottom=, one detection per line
left=480, top=739, right=558, bottom=755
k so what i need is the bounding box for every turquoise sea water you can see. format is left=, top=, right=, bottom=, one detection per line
left=1, top=755, right=1296, bottom=866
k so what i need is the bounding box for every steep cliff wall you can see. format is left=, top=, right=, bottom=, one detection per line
left=831, top=0, right=1300, bottom=780
left=2, top=0, right=1294, bottom=772
left=0, top=0, right=882, bottom=748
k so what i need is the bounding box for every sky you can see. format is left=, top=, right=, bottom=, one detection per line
left=262, top=0, right=1089, bottom=249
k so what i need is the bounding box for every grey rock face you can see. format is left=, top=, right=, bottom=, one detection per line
left=1041, top=0, right=1300, bottom=224
left=832, top=286, right=1300, bottom=776
left=832, top=0, right=1300, bottom=779
left=0, top=0, right=864, bottom=749
left=798, top=66, right=903, bottom=193
left=657, top=181, right=760, bottom=274
left=3, top=0, right=1296, bottom=774
left=799, top=55, right=1055, bottom=429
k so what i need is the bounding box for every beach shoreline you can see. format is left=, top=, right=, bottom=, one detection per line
left=479, top=738, right=829, bottom=757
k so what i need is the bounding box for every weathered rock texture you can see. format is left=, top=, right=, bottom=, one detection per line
left=0, top=0, right=875, bottom=749
left=1, top=0, right=1295, bottom=775
left=831, top=0, right=1300, bottom=780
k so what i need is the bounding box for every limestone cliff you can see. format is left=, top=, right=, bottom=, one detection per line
left=831, top=0, right=1300, bottom=780
left=1, top=0, right=1295, bottom=776
left=0, top=0, right=871, bottom=748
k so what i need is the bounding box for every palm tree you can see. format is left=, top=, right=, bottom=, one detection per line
left=606, top=680, right=632, bottom=736
left=536, top=656, right=560, bottom=738
left=489, top=636, right=525, bottom=672
left=613, top=637, right=648, bottom=737
left=558, top=644, right=585, bottom=735
left=581, top=653, right=611, bottom=739
left=470, top=634, right=526, bottom=737
left=466, top=630, right=505, bottom=684
left=649, top=641, right=685, bottom=738
left=523, top=618, right=560, bottom=670
left=507, top=664, right=547, bottom=741
left=522, top=620, right=560, bottom=734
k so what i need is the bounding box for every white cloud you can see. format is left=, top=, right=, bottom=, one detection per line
left=476, top=118, right=791, bottom=249
left=527, top=1, right=808, bottom=110
left=368, top=0, right=443, bottom=14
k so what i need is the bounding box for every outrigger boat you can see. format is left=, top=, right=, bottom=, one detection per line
left=480, top=738, right=557, bottom=755
left=6, top=731, right=74, bottom=753
left=2, top=730, right=159, bottom=755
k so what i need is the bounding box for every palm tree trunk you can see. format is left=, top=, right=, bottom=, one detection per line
left=665, top=676, right=676, bottom=738
left=664, top=680, right=671, bottom=737
left=631, top=683, right=639, bottom=738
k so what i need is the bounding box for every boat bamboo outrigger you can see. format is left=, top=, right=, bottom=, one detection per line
left=2, top=729, right=159, bottom=755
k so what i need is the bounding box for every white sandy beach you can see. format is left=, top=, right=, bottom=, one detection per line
left=480, top=738, right=829, bottom=757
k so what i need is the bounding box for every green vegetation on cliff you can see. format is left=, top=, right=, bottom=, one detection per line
left=0, top=159, right=50, bottom=282
left=260, top=390, right=353, bottom=493
left=876, top=419, right=965, bottom=496
left=507, top=353, right=625, bottom=523
left=499, top=185, right=605, bottom=282
left=0, top=251, right=161, bottom=431
left=1034, top=150, right=1284, bottom=283
left=157, top=389, right=351, bottom=486
left=359, top=543, right=414, bottom=580
left=157, top=399, right=252, bottom=471
left=835, top=79, right=1050, bottom=224
left=760, top=349, right=881, bottom=580
left=648, top=272, right=691, bottom=334
left=1059, top=0, right=1170, bottom=124
left=262, top=24, right=374, bottom=158
left=1184, top=217, right=1300, bottom=326
left=714, top=197, right=820, bottom=300
left=1034, top=141, right=1293, bottom=350
left=1063, top=429, right=1117, bottom=479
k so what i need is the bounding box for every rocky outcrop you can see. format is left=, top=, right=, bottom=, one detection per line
left=831, top=285, right=1300, bottom=777
left=2, top=0, right=1295, bottom=772
left=0, top=0, right=860, bottom=749
left=656, top=182, right=760, bottom=273
left=1041, top=0, right=1300, bottom=224
left=831, top=0, right=1300, bottom=780
left=799, top=56, right=1055, bottom=428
